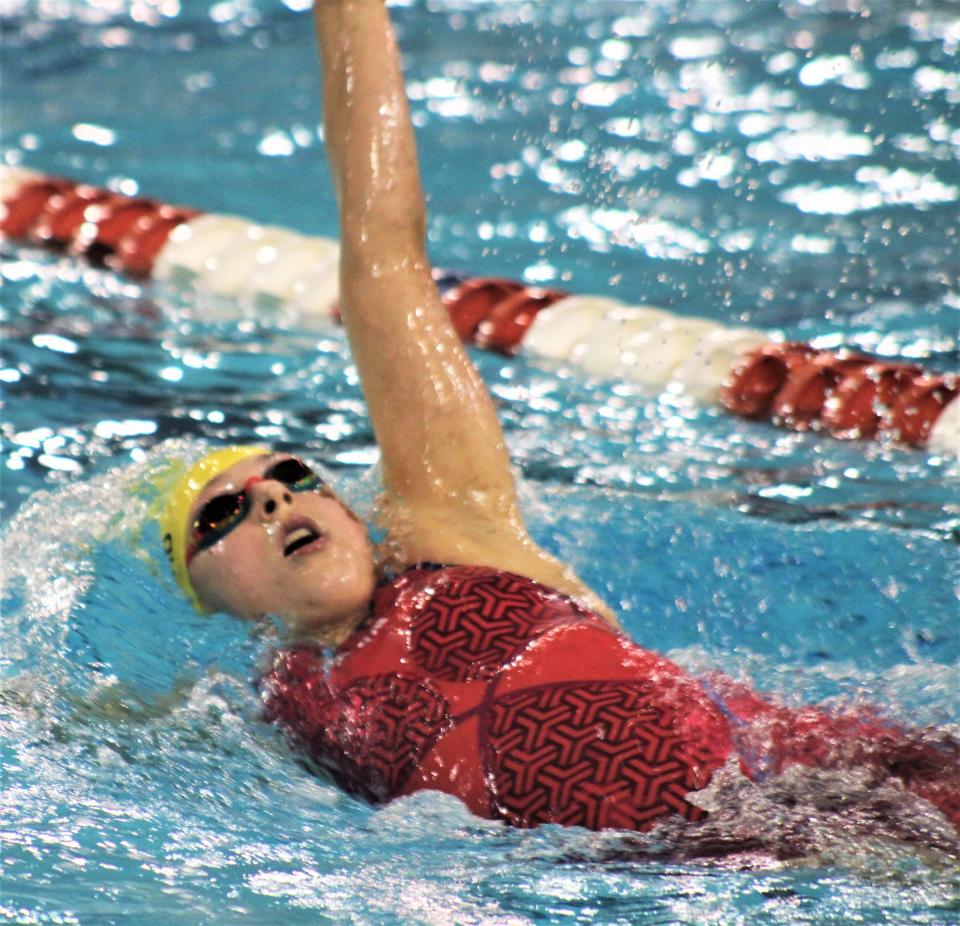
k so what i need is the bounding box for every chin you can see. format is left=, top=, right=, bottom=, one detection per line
left=283, top=608, right=362, bottom=645
left=290, top=585, right=371, bottom=627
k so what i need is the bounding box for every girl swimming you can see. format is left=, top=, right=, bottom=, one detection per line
left=158, top=0, right=959, bottom=837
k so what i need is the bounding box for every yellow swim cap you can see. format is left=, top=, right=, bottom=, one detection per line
left=159, top=445, right=269, bottom=610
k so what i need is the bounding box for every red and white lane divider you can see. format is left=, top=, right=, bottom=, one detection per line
left=2, top=165, right=956, bottom=456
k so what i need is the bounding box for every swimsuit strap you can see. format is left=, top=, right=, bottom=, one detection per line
left=375, top=561, right=448, bottom=587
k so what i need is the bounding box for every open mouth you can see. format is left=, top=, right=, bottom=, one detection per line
left=283, top=522, right=325, bottom=558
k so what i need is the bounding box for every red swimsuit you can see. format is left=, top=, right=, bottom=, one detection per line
left=260, top=565, right=959, bottom=832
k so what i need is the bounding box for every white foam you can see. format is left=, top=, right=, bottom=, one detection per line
left=0, top=438, right=205, bottom=674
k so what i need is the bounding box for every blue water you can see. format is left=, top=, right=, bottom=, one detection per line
left=2, top=0, right=960, bottom=923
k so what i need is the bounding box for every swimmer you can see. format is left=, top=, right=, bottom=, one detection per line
left=158, top=0, right=960, bottom=837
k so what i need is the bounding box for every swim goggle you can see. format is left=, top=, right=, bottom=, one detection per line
left=186, top=456, right=328, bottom=562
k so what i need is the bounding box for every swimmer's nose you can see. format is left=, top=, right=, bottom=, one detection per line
left=245, top=475, right=293, bottom=518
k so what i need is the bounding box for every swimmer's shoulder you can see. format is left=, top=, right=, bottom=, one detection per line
left=375, top=499, right=619, bottom=627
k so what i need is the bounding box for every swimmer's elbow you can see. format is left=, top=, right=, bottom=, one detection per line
left=337, top=164, right=427, bottom=254
left=340, top=211, right=427, bottom=265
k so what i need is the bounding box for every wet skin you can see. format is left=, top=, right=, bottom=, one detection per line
left=186, top=453, right=376, bottom=643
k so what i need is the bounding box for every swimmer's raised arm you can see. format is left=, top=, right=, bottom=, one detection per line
left=314, top=0, right=509, bottom=520
left=313, top=0, right=616, bottom=622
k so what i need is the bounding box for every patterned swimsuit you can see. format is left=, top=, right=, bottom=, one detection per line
left=259, top=565, right=959, bottom=832
left=260, top=564, right=734, bottom=830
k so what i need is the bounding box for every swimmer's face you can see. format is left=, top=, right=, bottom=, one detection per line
left=186, top=453, right=375, bottom=638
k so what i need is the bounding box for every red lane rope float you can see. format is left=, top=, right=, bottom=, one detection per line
left=79, top=198, right=171, bottom=267
left=721, top=342, right=957, bottom=446
left=115, top=207, right=199, bottom=277
left=33, top=184, right=115, bottom=247
left=823, top=363, right=923, bottom=440
left=771, top=352, right=874, bottom=432
left=476, top=284, right=567, bottom=353
left=443, top=277, right=521, bottom=341
left=441, top=277, right=565, bottom=353
left=1, top=174, right=198, bottom=277
left=2, top=167, right=957, bottom=454
left=2, top=177, right=75, bottom=239
left=719, top=343, right=818, bottom=419
left=889, top=374, right=959, bottom=445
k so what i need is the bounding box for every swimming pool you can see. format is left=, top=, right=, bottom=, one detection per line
left=2, top=0, right=959, bottom=923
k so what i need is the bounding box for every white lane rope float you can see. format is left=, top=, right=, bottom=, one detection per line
left=2, top=165, right=956, bottom=456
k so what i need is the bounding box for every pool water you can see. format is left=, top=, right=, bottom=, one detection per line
left=2, top=0, right=959, bottom=923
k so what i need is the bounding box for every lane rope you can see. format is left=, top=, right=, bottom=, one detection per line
left=2, top=165, right=956, bottom=456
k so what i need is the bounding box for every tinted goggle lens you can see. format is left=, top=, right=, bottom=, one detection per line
left=188, top=458, right=325, bottom=558
left=194, top=492, right=247, bottom=538
left=265, top=456, right=320, bottom=491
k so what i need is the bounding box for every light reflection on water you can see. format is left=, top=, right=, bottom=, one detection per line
left=2, top=0, right=960, bottom=923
